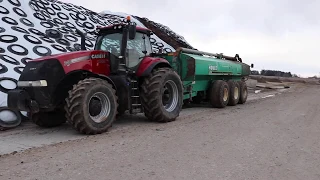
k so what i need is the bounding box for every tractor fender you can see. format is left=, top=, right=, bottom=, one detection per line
left=52, top=70, right=117, bottom=106
left=65, top=70, right=117, bottom=91
left=136, top=57, right=172, bottom=77
left=94, top=74, right=117, bottom=91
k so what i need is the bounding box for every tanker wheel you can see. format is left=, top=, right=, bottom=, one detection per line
left=64, top=78, right=118, bottom=135
left=238, top=81, right=248, bottom=104
left=227, top=80, right=240, bottom=106
left=31, top=110, right=66, bottom=128
left=209, top=80, right=229, bottom=108
left=141, top=67, right=183, bottom=122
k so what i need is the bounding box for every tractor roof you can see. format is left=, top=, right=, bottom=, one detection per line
left=96, top=23, right=152, bottom=35
left=96, top=15, right=152, bottom=35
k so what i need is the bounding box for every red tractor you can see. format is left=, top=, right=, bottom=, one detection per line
left=8, top=16, right=184, bottom=135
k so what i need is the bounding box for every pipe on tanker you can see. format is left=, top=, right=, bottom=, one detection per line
left=220, top=54, right=242, bottom=62
left=177, top=47, right=219, bottom=57
left=177, top=47, right=242, bottom=62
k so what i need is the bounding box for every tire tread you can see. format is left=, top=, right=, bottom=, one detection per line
left=64, top=77, right=118, bottom=135
left=140, top=68, right=183, bottom=122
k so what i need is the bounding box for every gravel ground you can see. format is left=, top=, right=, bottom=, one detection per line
left=0, top=83, right=319, bottom=180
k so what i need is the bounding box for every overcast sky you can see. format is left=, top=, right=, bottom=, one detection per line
left=63, top=0, right=319, bottom=77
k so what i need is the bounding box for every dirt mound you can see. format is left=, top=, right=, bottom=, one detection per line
left=135, top=16, right=195, bottom=50
left=250, top=76, right=282, bottom=83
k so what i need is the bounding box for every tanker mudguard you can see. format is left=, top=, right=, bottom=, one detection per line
left=136, top=56, right=171, bottom=77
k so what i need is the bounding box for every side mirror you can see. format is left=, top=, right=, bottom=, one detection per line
left=128, top=24, right=136, bottom=40
left=251, top=64, right=254, bottom=68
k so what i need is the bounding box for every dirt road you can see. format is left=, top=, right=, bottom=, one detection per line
left=0, top=84, right=319, bottom=180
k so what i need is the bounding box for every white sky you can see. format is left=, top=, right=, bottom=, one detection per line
left=62, top=0, right=320, bottom=77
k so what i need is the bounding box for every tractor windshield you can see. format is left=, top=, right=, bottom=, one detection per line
left=96, top=33, right=122, bottom=56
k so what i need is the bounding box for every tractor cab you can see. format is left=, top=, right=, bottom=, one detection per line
left=94, top=16, right=153, bottom=70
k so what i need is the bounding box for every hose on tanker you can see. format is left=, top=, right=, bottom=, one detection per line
left=177, top=48, right=243, bottom=63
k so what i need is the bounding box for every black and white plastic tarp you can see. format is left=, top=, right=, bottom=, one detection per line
left=0, top=0, right=192, bottom=128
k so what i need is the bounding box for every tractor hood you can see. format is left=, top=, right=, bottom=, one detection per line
left=28, top=50, right=116, bottom=74
left=23, top=48, right=124, bottom=77
left=31, top=50, right=109, bottom=63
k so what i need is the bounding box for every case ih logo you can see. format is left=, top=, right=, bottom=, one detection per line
left=91, top=54, right=106, bottom=59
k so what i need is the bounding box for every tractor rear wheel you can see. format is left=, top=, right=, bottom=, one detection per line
left=238, top=80, right=248, bottom=104
left=64, top=78, right=118, bottom=135
left=140, top=68, right=183, bottom=122
left=31, top=110, right=66, bottom=128
left=227, top=80, right=240, bottom=106
left=209, top=80, right=229, bottom=108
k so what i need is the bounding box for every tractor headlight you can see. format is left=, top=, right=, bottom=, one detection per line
left=17, top=80, right=48, bottom=87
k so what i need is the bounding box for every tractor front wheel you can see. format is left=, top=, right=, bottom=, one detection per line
left=65, top=78, right=118, bottom=135
left=141, top=68, right=183, bottom=122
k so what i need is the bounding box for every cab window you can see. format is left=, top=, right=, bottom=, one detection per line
left=126, top=32, right=152, bottom=68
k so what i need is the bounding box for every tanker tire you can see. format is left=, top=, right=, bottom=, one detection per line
left=64, top=78, right=118, bottom=135
left=238, top=81, right=248, bottom=104
left=140, top=68, right=183, bottom=123
left=210, top=80, right=229, bottom=108
left=227, top=80, right=240, bottom=106
left=31, top=110, right=66, bottom=128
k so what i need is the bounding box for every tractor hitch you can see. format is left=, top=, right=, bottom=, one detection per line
left=7, top=89, right=40, bottom=113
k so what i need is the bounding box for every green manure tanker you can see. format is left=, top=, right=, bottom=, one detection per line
left=161, top=47, right=254, bottom=108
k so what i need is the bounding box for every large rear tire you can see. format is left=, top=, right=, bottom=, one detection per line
left=31, top=110, right=66, bottom=128
left=209, top=80, right=229, bottom=108
left=140, top=68, right=183, bottom=122
left=238, top=80, right=248, bottom=104
left=64, top=78, right=118, bottom=135
left=227, top=80, right=240, bottom=106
